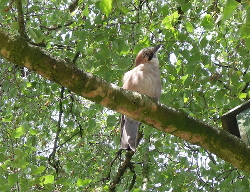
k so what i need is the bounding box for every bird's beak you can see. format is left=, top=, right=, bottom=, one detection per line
left=153, top=44, right=161, bottom=53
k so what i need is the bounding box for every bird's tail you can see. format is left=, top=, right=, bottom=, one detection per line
left=120, top=115, right=141, bottom=151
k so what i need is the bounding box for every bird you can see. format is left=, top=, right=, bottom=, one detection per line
left=120, top=44, right=162, bottom=151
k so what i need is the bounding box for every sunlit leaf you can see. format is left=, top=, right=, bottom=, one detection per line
left=99, top=0, right=113, bottom=17
left=239, top=93, right=247, bottom=99
left=77, top=178, right=92, bottom=187
left=43, top=175, right=54, bottom=184
left=201, top=14, right=214, bottom=30
left=185, top=22, right=194, bottom=33
left=221, top=0, right=239, bottom=22
left=12, top=127, right=24, bottom=138
left=2, top=116, right=12, bottom=122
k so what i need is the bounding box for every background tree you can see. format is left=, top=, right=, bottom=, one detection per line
left=0, top=0, right=250, bottom=191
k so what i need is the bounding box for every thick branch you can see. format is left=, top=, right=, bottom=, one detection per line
left=1, top=29, right=250, bottom=174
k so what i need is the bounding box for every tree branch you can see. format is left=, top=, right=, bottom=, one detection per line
left=1, top=30, right=250, bottom=174
left=48, top=86, right=64, bottom=175
left=15, top=0, right=29, bottom=40
left=110, top=151, right=135, bottom=191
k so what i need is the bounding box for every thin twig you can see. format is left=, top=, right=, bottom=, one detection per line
left=48, top=86, right=65, bottom=175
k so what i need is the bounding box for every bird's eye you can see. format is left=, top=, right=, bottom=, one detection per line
left=148, top=53, right=154, bottom=60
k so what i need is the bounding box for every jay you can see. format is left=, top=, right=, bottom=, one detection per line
left=120, top=45, right=161, bottom=151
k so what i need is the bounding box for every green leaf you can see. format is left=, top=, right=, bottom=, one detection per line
left=8, top=174, right=18, bottom=187
left=77, top=178, right=92, bottom=187
left=13, top=126, right=24, bottom=138
left=88, top=118, right=96, bottom=130
left=2, top=116, right=13, bottom=122
left=99, top=0, right=113, bottom=17
left=28, top=28, right=45, bottom=43
left=119, top=6, right=130, bottom=14
left=0, top=147, right=7, bottom=153
left=239, top=93, right=247, bottom=99
left=82, top=6, right=89, bottom=16
left=221, top=0, right=239, bottom=22
left=162, top=11, right=179, bottom=29
left=107, top=115, right=117, bottom=127
left=180, top=74, right=188, bottom=83
left=240, top=20, right=250, bottom=50
left=133, top=188, right=142, bottom=192
left=11, top=22, right=19, bottom=30
left=14, top=148, right=23, bottom=156
left=201, top=14, right=214, bottom=30
left=3, top=80, right=10, bottom=91
left=43, top=175, right=54, bottom=184
left=33, top=166, right=46, bottom=175
left=176, top=0, right=185, bottom=5
left=0, top=153, right=6, bottom=163
left=243, top=73, right=250, bottom=82
left=185, top=22, right=194, bottom=33
left=26, top=82, right=32, bottom=88
left=29, top=128, right=39, bottom=135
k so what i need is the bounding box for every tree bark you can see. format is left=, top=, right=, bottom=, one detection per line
left=1, top=29, right=250, bottom=174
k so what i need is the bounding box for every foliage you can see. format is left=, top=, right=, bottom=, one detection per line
left=0, top=0, right=250, bottom=191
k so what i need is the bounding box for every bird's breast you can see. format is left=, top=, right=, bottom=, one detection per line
left=122, top=64, right=161, bottom=99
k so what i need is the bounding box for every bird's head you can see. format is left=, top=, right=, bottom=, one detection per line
left=135, top=44, right=161, bottom=66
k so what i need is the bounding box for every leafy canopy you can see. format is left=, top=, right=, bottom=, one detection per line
left=0, top=0, right=250, bottom=191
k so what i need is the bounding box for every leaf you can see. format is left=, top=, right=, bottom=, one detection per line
left=14, top=148, right=23, bottom=156
left=243, top=73, right=250, bottom=82
left=3, top=80, right=10, bottom=91
left=8, top=174, right=18, bottom=186
left=201, top=14, right=214, bottom=30
left=240, top=22, right=250, bottom=50
left=28, top=28, right=45, bottom=43
left=180, top=74, right=188, bottom=83
left=2, top=116, right=13, bottom=122
left=162, top=11, right=179, bottom=29
left=29, top=128, right=39, bottom=135
left=82, top=6, right=89, bottom=16
left=77, top=178, right=92, bottom=187
left=88, top=118, right=96, bottom=130
left=99, top=0, right=113, bottom=17
left=119, top=6, right=130, bottom=14
left=185, top=22, right=194, bottom=33
left=33, top=166, right=46, bottom=175
left=28, top=28, right=37, bottom=41
left=221, top=0, right=239, bottom=22
left=12, top=126, right=24, bottom=138
left=0, top=153, right=6, bottom=163
left=0, top=146, right=7, bottom=153
left=11, top=22, right=19, bottom=30
left=107, top=115, right=117, bottom=127
left=43, top=175, right=54, bottom=184
left=239, top=93, right=247, bottom=99
left=26, top=82, right=32, bottom=88
left=176, top=0, right=185, bottom=5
